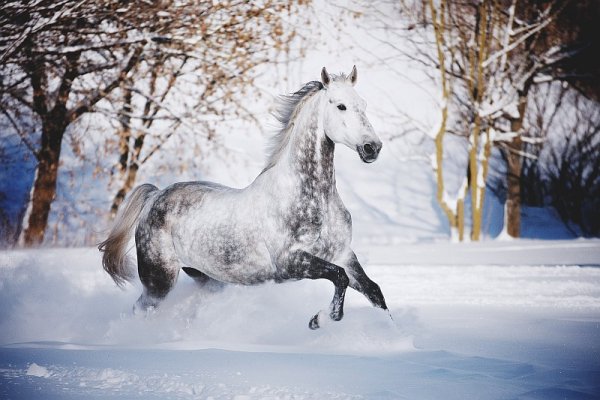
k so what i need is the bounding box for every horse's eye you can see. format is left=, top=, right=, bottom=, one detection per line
left=337, top=104, right=346, bottom=111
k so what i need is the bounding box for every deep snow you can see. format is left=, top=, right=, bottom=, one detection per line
left=1, top=243, right=599, bottom=399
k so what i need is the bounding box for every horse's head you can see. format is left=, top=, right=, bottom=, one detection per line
left=320, top=66, right=382, bottom=163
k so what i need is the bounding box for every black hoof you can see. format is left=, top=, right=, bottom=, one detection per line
left=330, top=309, right=344, bottom=321
left=309, top=314, right=320, bottom=330
left=368, top=285, right=388, bottom=310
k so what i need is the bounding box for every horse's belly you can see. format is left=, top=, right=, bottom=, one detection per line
left=174, top=221, right=275, bottom=285
left=188, top=255, right=275, bottom=285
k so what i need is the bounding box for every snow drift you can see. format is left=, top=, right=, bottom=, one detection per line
left=1, top=242, right=599, bottom=399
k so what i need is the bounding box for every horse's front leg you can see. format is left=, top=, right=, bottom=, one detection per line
left=277, top=250, right=349, bottom=329
left=343, top=252, right=388, bottom=311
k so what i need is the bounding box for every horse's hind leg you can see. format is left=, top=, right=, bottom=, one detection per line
left=278, top=250, right=349, bottom=330
left=134, top=229, right=180, bottom=314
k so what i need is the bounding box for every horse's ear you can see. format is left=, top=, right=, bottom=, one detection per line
left=349, top=65, right=357, bottom=86
left=321, top=67, right=330, bottom=87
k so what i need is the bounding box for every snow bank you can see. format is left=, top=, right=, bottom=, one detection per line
left=0, top=248, right=412, bottom=354
left=1, top=243, right=599, bottom=399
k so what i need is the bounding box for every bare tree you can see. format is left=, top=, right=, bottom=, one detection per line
left=106, top=1, right=304, bottom=217
left=401, top=0, right=598, bottom=240
left=545, top=117, right=600, bottom=236
left=505, top=86, right=599, bottom=236
left=0, top=0, right=308, bottom=246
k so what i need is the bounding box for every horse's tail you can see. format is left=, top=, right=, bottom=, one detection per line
left=98, top=183, right=159, bottom=287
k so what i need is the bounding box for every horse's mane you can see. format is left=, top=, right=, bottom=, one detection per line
left=263, top=80, right=324, bottom=170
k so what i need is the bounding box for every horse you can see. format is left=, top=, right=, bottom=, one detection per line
left=99, top=66, right=388, bottom=329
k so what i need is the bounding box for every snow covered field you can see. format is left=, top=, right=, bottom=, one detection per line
left=1, top=242, right=599, bottom=399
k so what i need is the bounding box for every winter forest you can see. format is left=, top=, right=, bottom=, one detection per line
left=1, top=0, right=599, bottom=246
left=1, top=1, right=599, bottom=399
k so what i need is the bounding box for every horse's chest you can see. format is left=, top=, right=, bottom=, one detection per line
left=287, top=198, right=350, bottom=261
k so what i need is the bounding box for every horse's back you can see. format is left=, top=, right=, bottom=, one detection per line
left=142, top=180, right=233, bottom=224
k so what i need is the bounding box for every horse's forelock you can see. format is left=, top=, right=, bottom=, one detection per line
left=330, top=72, right=351, bottom=83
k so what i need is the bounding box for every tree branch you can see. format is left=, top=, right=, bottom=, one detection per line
left=66, top=44, right=145, bottom=123
left=0, top=105, right=39, bottom=159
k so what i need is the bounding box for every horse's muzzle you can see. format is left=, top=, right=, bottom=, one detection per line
left=357, top=141, right=382, bottom=163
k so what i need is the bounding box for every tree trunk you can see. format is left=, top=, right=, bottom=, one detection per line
left=110, top=67, right=158, bottom=218
left=505, top=92, right=528, bottom=238
left=457, top=197, right=465, bottom=241
left=117, top=84, right=133, bottom=180
left=428, top=0, right=467, bottom=240
left=19, top=123, right=64, bottom=246
left=110, top=83, right=134, bottom=218
left=110, top=133, right=146, bottom=218
left=18, top=48, right=80, bottom=246
left=505, top=135, right=522, bottom=238
left=469, top=125, right=482, bottom=241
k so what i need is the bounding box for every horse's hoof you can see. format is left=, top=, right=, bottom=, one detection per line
left=309, top=314, right=320, bottom=330
left=330, top=309, right=343, bottom=321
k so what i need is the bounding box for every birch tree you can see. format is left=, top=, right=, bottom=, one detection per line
left=409, top=0, right=593, bottom=240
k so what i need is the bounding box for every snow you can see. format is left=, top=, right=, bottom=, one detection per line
left=1, top=243, right=599, bottom=399
left=25, top=363, right=50, bottom=378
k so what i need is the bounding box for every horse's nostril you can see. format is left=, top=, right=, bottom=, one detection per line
left=363, top=143, right=374, bottom=155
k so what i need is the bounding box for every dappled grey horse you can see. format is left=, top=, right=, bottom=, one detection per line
left=99, top=66, right=388, bottom=329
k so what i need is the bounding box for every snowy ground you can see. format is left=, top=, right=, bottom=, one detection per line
left=1, top=242, right=599, bottom=399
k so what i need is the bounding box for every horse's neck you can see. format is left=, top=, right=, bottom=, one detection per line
left=285, top=96, right=336, bottom=194
left=254, top=95, right=336, bottom=203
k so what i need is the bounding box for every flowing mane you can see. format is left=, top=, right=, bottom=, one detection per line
left=264, top=80, right=324, bottom=170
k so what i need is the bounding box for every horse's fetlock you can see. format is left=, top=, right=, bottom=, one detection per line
left=330, top=308, right=344, bottom=321
left=309, top=314, right=320, bottom=330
